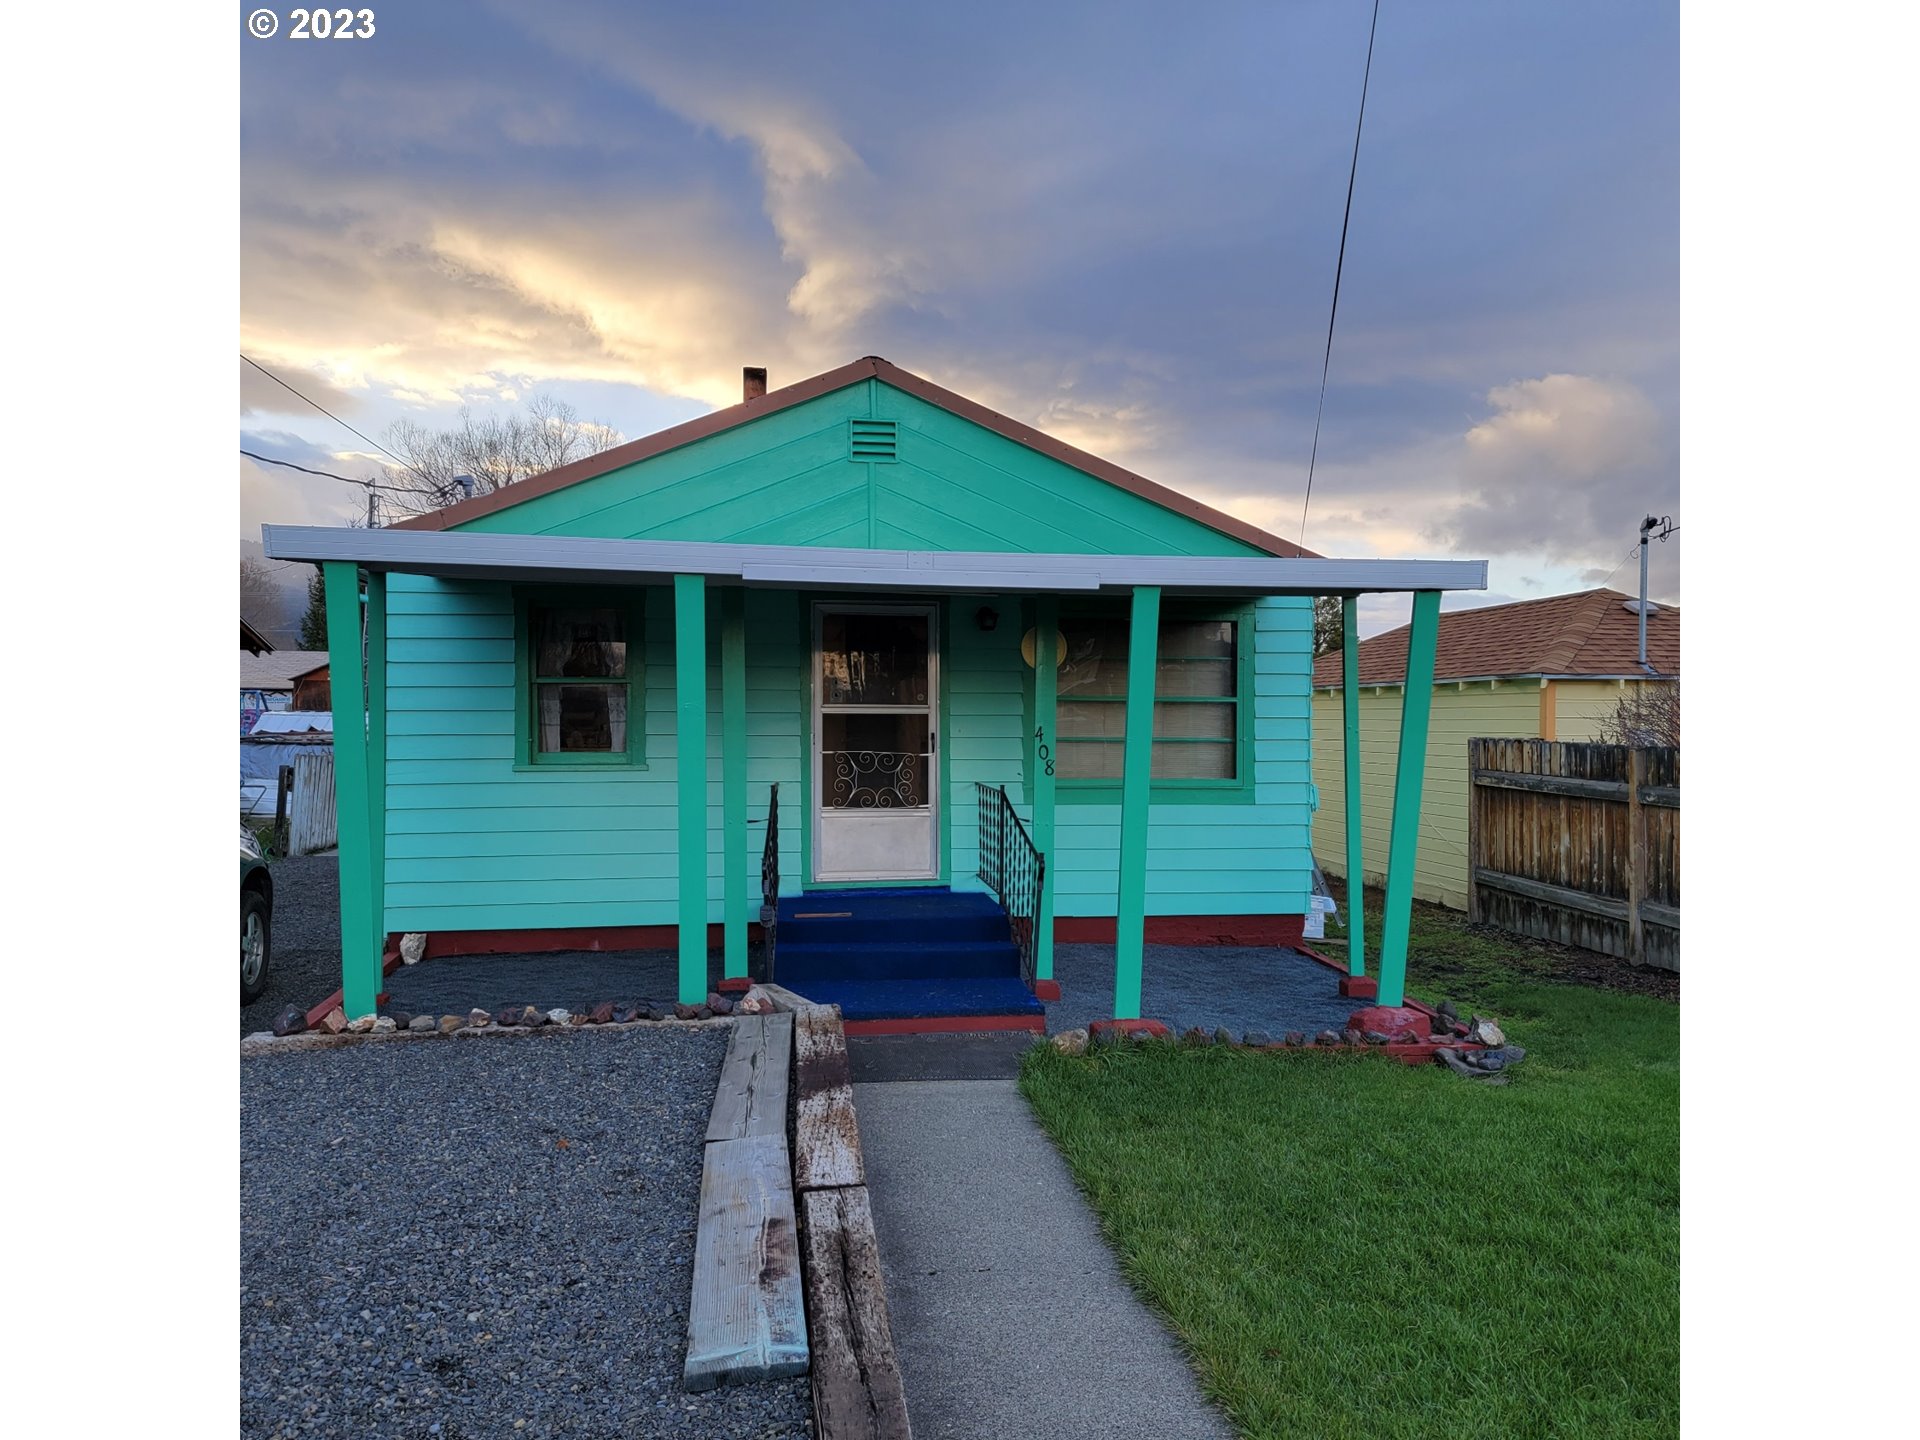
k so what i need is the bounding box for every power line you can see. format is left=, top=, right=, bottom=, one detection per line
left=240, top=448, right=415, bottom=494
left=241, top=353, right=409, bottom=467
left=1298, top=0, right=1382, bottom=549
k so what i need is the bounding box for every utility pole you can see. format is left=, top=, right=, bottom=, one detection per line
left=1637, top=514, right=1675, bottom=671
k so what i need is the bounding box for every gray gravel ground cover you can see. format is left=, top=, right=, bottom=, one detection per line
left=1046, top=942, right=1359, bottom=1037
left=380, top=950, right=691, bottom=1019
left=242, top=854, right=342, bottom=1037
left=240, top=1027, right=811, bottom=1440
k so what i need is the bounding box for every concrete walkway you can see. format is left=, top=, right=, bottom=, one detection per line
left=855, top=1074, right=1233, bottom=1440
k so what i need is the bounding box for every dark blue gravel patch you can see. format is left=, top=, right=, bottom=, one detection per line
left=379, top=949, right=694, bottom=1019
left=1045, top=944, right=1359, bottom=1038
left=240, top=1027, right=810, bottom=1439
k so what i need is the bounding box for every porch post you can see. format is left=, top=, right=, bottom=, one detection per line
left=365, top=572, right=388, bottom=964
left=720, top=587, right=748, bottom=981
left=1114, top=584, right=1161, bottom=1019
left=1376, top=590, right=1441, bottom=1009
left=1032, top=595, right=1059, bottom=990
left=1340, top=595, right=1365, bottom=980
left=674, top=574, right=709, bottom=1006
left=323, top=561, right=379, bottom=1018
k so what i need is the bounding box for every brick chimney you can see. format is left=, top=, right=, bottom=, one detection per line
left=742, top=366, right=767, bottom=402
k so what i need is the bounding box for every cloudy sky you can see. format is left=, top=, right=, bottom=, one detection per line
left=240, top=0, right=1678, bottom=632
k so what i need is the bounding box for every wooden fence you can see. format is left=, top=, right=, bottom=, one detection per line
left=1467, top=738, right=1678, bottom=971
left=288, top=750, right=339, bottom=856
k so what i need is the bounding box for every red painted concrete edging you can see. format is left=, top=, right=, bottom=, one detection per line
left=842, top=1014, right=1047, bottom=1038
left=1033, top=979, right=1062, bottom=1001
left=1056, top=914, right=1306, bottom=947
left=303, top=934, right=405, bottom=1029
left=421, top=922, right=761, bottom=959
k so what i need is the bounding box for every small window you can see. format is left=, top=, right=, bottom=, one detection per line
left=1055, top=614, right=1240, bottom=783
left=520, top=596, right=643, bottom=765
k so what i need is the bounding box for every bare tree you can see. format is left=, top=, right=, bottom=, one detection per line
left=1596, top=678, right=1680, bottom=749
left=379, top=395, right=623, bottom=517
left=241, top=555, right=282, bottom=626
left=1312, top=596, right=1343, bottom=656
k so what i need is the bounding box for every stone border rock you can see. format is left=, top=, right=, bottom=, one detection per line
left=241, top=991, right=745, bottom=1056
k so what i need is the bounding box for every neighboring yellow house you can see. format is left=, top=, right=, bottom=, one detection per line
left=1310, top=587, right=1679, bottom=910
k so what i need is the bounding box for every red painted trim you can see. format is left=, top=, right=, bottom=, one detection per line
left=1033, top=979, right=1062, bottom=1001
left=1296, top=943, right=1344, bottom=972
left=717, top=976, right=753, bottom=994
left=303, top=935, right=406, bottom=1028
left=1055, top=914, right=1307, bottom=947
left=1089, top=1017, right=1171, bottom=1041
left=842, top=1014, right=1047, bottom=1037
left=1337, top=975, right=1379, bottom=999
left=422, top=922, right=758, bottom=959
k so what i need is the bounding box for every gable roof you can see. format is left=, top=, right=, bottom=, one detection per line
left=241, top=650, right=331, bottom=691
left=241, top=617, right=274, bottom=654
left=1312, top=588, right=1680, bottom=688
left=391, top=356, right=1314, bottom=558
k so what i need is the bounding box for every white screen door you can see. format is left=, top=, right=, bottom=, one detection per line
left=812, top=603, right=939, bottom=882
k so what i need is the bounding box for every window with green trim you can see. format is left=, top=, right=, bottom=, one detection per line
left=1056, top=614, right=1240, bottom=782
left=516, top=592, right=645, bottom=766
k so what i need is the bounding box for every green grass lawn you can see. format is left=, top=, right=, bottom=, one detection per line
left=1020, top=884, right=1678, bottom=1439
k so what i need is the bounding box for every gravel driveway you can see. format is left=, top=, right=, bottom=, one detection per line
left=241, top=1027, right=811, bottom=1439
left=242, top=853, right=342, bottom=1037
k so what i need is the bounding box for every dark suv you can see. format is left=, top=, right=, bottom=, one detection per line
left=241, top=832, right=274, bottom=1004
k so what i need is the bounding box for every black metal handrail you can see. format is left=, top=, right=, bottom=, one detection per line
left=759, top=783, right=779, bottom=982
left=975, top=781, right=1045, bottom=991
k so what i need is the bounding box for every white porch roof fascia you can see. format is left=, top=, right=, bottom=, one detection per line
left=262, top=525, right=1487, bottom=597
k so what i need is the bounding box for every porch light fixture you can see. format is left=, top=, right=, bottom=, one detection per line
left=975, top=606, right=999, bottom=632
left=1021, top=627, right=1069, bottom=668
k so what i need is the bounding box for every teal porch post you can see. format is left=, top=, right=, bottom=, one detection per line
left=674, top=574, right=710, bottom=1005
left=1032, top=595, right=1059, bottom=987
left=323, top=561, right=379, bottom=1018
left=1114, top=585, right=1161, bottom=1019
left=720, top=587, right=748, bottom=981
left=365, top=572, right=388, bottom=964
left=1376, top=590, right=1441, bottom=1009
left=1340, top=595, right=1365, bottom=980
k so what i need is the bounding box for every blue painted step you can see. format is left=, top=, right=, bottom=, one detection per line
left=776, top=939, right=1022, bottom=983
left=776, top=888, right=1010, bottom=946
left=786, top=976, right=1044, bottom=1022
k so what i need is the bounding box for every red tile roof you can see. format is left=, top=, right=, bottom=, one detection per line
left=1311, top=588, right=1680, bottom=688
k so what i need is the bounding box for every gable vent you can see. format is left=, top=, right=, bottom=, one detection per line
left=849, top=418, right=899, bottom=462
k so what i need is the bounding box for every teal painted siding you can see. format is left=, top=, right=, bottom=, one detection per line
left=1044, top=596, right=1313, bottom=918
left=378, top=373, right=1314, bottom=937
left=451, top=379, right=1262, bottom=559
left=382, top=576, right=804, bottom=935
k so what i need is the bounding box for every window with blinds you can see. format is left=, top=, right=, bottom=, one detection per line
left=1055, top=615, right=1239, bottom=782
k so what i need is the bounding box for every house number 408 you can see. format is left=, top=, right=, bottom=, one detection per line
left=1035, top=727, right=1055, bottom=777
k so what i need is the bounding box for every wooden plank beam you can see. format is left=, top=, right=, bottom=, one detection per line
left=675, top=573, right=709, bottom=1005
left=706, top=1013, right=794, bottom=1144
left=683, top=1134, right=809, bottom=1392
left=1114, top=584, right=1161, bottom=1019
left=1471, top=767, right=1630, bottom=802
left=323, top=560, right=379, bottom=1018
left=722, top=587, right=749, bottom=980
left=1378, top=590, right=1440, bottom=1008
left=801, top=1186, right=914, bottom=1440
left=1032, top=594, right=1058, bottom=984
left=1473, top=867, right=1631, bottom=922
left=1341, top=596, right=1366, bottom=978
left=793, top=1005, right=864, bottom=1192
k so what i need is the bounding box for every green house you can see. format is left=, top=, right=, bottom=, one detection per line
left=265, top=358, right=1482, bottom=1025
